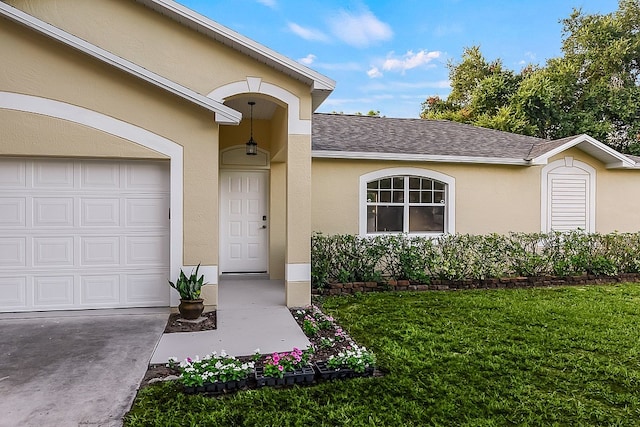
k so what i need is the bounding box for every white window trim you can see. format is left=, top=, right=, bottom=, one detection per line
left=359, top=167, right=455, bottom=236
left=541, top=157, right=596, bottom=233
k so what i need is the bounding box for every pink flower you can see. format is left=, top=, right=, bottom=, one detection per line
left=278, top=365, right=283, bottom=371
left=272, top=354, right=280, bottom=363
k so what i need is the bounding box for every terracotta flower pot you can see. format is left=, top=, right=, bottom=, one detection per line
left=178, top=298, right=204, bottom=320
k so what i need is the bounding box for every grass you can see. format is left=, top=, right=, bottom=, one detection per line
left=125, top=284, right=640, bottom=426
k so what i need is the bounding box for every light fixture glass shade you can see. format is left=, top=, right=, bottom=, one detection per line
left=246, top=101, right=258, bottom=155
left=246, top=137, right=257, bottom=155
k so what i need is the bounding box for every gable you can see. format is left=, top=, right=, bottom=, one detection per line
left=0, top=1, right=241, bottom=124
left=4, top=0, right=334, bottom=114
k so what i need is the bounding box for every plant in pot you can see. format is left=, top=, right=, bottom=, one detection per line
left=169, top=264, right=206, bottom=320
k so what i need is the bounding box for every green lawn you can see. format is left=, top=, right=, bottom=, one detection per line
left=126, top=284, right=640, bottom=426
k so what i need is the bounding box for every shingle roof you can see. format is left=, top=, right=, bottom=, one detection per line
left=526, top=135, right=580, bottom=160
left=312, top=113, right=544, bottom=160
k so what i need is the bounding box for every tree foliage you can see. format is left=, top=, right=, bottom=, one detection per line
left=421, top=0, right=640, bottom=154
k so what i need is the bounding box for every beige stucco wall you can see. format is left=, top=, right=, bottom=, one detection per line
left=311, top=158, right=542, bottom=235
left=288, top=134, right=313, bottom=261
left=0, top=109, right=167, bottom=159
left=313, top=152, right=640, bottom=236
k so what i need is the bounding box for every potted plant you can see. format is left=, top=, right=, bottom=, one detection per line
left=169, top=264, right=205, bottom=319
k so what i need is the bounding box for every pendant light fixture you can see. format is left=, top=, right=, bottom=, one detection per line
left=246, top=101, right=258, bottom=155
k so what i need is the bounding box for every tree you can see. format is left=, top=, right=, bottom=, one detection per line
left=421, top=0, right=640, bottom=153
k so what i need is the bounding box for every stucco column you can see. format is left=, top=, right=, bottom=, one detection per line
left=184, top=128, right=220, bottom=309
left=285, top=133, right=312, bottom=307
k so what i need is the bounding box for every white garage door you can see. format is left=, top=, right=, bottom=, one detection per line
left=0, top=158, right=170, bottom=312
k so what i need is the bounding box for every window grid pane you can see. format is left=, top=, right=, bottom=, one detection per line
left=366, top=175, right=447, bottom=234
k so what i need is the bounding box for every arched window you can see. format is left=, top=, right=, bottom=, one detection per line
left=359, top=168, right=455, bottom=236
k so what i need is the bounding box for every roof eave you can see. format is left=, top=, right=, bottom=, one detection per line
left=136, top=0, right=336, bottom=110
left=529, top=134, right=636, bottom=168
left=0, top=2, right=242, bottom=124
left=312, top=150, right=531, bottom=166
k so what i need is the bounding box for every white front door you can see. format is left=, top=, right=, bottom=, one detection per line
left=220, top=171, right=268, bottom=273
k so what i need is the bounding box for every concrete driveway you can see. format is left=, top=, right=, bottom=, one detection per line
left=0, top=308, right=168, bottom=427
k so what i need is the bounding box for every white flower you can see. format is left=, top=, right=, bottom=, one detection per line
left=220, top=349, right=227, bottom=357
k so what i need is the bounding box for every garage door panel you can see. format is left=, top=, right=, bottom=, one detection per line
left=0, top=197, right=26, bottom=226
left=81, top=275, right=120, bottom=305
left=126, top=163, right=169, bottom=190
left=81, top=163, right=120, bottom=189
left=126, top=198, right=169, bottom=227
left=33, top=237, right=74, bottom=266
left=34, top=275, right=74, bottom=306
left=0, top=159, right=26, bottom=187
left=0, top=277, right=27, bottom=308
left=81, top=236, right=120, bottom=265
left=126, top=273, right=168, bottom=304
left=0, top=237, right=26, bottom=266
left=126, top=235, right=168, bottom=265
left=0, top=159, right=170, bottom=312
left=33, top=161, right=74, bottom=188
left=33, top=197, right=74, bottom=227
left=81, top=198, right=120, bottom=227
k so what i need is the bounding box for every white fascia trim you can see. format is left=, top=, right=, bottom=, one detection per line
left=0, top=92, right=184, bottom=308
left=0, top=2, right=241, bottom=125
left=137, top=0, right=336, bottom=94
left=313, top=150, right=529, bottom=166
left=359, top=167, right=456, bottom=236
left=285, top=263, right=311, bottom=282
left=530, top=134, right=635, bottom=168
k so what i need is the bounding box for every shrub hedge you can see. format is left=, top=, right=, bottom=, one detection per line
left=311, top=231, right=640, bottom=289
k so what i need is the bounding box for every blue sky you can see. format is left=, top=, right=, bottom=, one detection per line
left=181, top=0, right=620, bottom=118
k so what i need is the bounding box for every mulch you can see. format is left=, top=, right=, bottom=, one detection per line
left=163, top=311, right=217, bottom=333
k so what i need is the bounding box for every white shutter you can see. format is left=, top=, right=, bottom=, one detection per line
left=549, top=176, right=588, bottom=232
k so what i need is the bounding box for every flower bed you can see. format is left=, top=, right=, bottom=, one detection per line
left=169, top=351, right=254, bottom=394
left=161, top=305, right=378, bottom=395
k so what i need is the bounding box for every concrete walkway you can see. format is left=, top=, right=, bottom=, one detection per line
left=0, top=308, right=167, bottom=427
left=151, top=279, right=310, bottom=364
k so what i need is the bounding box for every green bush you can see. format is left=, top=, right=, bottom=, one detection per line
left=311, top=231, right=640, bottom=289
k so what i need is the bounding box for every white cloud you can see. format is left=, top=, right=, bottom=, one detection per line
left=287, top=22, right=330, bottom=42
left=299, top=54, right=316, bottom=65
left=367, top=66, right=383, bottom=78
left=381, top=50, right=441, bottom=73
left=256, top=0, right=276, bottom=8
left=328, top=8, right=392, bottom=48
